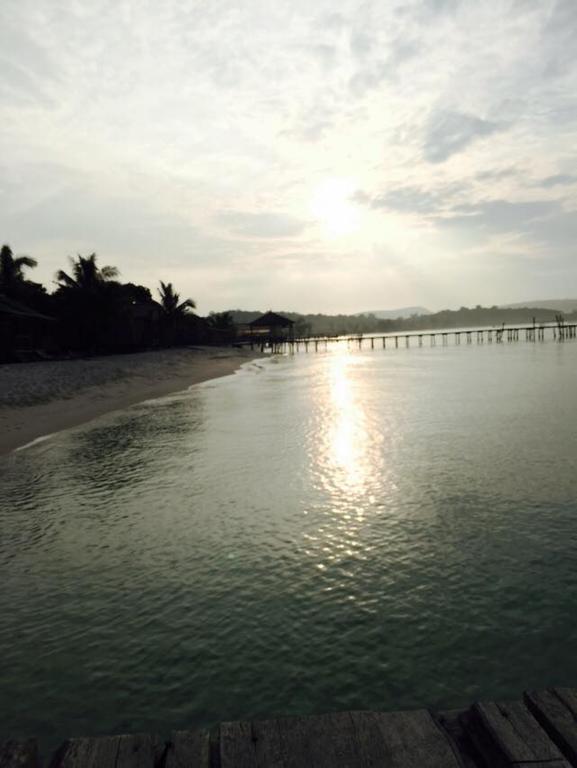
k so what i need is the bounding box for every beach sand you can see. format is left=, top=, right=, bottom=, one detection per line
left=0, top=346, right=259, bottom=455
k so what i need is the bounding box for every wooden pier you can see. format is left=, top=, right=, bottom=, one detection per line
left=5, top=687, right=577, bottom=767
left=246, top=322, right=577, bottom=354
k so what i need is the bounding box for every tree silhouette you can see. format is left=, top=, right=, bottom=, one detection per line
left=56, top=253, right=119, bottom=291
left=208, top=310, right=235, bottom=331
left=53, top=253, right=121, bottom=353
left=157, top=281, right=195, bottom=317
left=0, top=244, right=38, bottom=292
left=157, top=281, right=196, bottom=346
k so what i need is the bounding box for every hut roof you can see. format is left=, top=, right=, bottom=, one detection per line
left=249, top=311, right=294, bottom=328
left=0, top=294, right=54, bottom=321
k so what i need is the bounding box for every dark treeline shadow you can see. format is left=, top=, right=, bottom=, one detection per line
left=0, top=246, right=236, bottom=362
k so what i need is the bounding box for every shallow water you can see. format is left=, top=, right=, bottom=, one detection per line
left=1, top=341, right=577, bottom=749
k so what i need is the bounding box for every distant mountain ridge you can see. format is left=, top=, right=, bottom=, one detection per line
left=358, top=306, right=432, bottom=319
left=500, top=299, right=577, bottom=313
left=228, top=303, right=577, bottom=337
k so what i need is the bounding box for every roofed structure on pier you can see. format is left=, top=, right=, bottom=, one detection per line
left=247, top=311, right=295, bottom=339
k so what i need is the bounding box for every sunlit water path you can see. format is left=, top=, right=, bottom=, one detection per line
left=1, top=343, right=577, bottom=750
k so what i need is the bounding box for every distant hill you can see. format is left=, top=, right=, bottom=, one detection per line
left=228, top=304, right=577, bottom=337
left=500, top=299, right=577, bottom=313
left=358, top=306, right=432, bottom=319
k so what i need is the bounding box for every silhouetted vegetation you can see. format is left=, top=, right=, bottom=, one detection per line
left=0, top=244, right=209, bottom=362
left=230, top=305, right=577, bottom=337
left=2, top=241, right=577, bottom=363
left=207, top=311, right=237, bottom=344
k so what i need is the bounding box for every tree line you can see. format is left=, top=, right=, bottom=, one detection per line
left=0, top=245, right=233, bottom=361
left=2, top=242, right=575, bottom=362
left=230, top=304, right=577, bottom=337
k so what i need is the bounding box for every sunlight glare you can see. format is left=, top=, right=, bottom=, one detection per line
left=326, top=352, right=368, bottom=493
left=310, top=178, right=361, bottom=237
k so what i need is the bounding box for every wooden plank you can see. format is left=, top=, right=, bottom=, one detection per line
left=49, top=736, right=119, bottom=768
left=349, top=710, right=466, bottom=767
left=164, top=730, right=210, bottom=768
left=0, top=740, right=38, bottom=768
left=116, top=734, right=160, bottom=768
left=219, top=709, right=464, bottom=767
left=50, top=733, right=159, bottom=768
left=525, top=688, right=577, bottom=765
left=257, top=712, right=360, bottom=767
left=435, top=710, right=481, bottom=768
left=463, top=700, right=569, bottom=767
left=219, top=721, right=258, bottom=768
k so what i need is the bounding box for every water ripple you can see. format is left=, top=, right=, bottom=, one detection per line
left=1, top=344, right=577, bottom=751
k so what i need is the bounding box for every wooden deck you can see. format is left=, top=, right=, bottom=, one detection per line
left=4, top=688, right=577, bottom=767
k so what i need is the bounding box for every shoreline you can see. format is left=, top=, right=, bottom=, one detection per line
left=0, top=347, right=260, bottom=456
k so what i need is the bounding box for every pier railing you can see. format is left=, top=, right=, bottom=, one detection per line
left=240, top=322, right=577, bottom=354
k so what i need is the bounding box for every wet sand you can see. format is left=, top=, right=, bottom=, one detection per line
left=0, top=347, right=258, bottom=455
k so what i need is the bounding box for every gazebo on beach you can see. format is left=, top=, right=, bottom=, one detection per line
left=248, top=311, right=295, bottom=341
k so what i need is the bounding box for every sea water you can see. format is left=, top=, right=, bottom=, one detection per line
left=1, top=341, right=577, bottom=749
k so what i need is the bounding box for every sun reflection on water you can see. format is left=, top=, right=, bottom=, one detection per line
left=304, top=349, right=396, bottom=574
left=324, top=351, right=373, bottom=496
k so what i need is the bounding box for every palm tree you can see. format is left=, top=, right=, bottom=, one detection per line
left=54, top=253, right=120, bottom=353
left=56, top=253, right=119, bottom=291
left=208, top=310, right=235, bottom=331
left=0, top=244, right=38, bottom=292
left=157, top=281, right=196, bottom=346
left=157, top=281, right=195, bottom=317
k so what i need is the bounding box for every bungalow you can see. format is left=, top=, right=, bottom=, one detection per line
left=247, top=311, right=295, bottom=341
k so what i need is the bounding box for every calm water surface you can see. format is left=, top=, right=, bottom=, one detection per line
left=1, top=342, right=577, bottom=749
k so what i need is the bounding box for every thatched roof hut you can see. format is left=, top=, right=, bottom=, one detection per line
left=247, top=311, right=295, bottom=341
left=249, top=311, right=294, bottom=330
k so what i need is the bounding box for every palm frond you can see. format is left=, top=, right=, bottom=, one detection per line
left=55, top=269, right=77, bottom=288
left=178, top=298, right=196, bottom=312
left=14, top=256, right=38, bottom=269
left=101, top=265, right=119, bottom=280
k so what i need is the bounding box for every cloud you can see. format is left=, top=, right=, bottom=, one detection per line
left=314, top=12, right=347, bottom=32
left=475, top=168, right=521, bottom=183
left=350, top=31, right=374, bottom=59
left=215, top=211, right=310, bottom=239
left=424, top=110, right=503, bottom=163
left=357, top=183, right=465, bottom=216
left=540, top=0, right=577, bottom=78
left=2, top=0, right=577, bottom=310
left=442, top=199, right=559, bottom=233
left=0, top=58, right=55, bottom=107
left=308, top=44, right=337, bottom=70
left=539, top=174, right=577, bottom=188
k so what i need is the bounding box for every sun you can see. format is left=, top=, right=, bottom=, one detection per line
left=310, top=177, right=361, bottom=237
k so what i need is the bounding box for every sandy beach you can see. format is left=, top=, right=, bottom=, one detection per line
left=0, top=346, right=259, bottom=455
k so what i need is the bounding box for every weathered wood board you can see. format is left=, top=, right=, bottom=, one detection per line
left=464, top=700, right=570, bottom=767
left=0, top=740, right=38, bottom=768
left=49, top=734, right=159, bottom=768
left=525, top=688, right=577, bottom=765
left=436, top=710, right=479, bottom=768
left=164, top=730, right=210, bottom=768
left=6, top=688, right=577, bottom=768
left=220, top=709, right=466, bottom=767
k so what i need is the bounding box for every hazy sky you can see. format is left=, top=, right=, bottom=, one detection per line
left=2, top=0, right=577, bottom=313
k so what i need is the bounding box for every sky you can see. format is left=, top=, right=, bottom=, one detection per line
left=1, top=0, right=577, bottom=314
